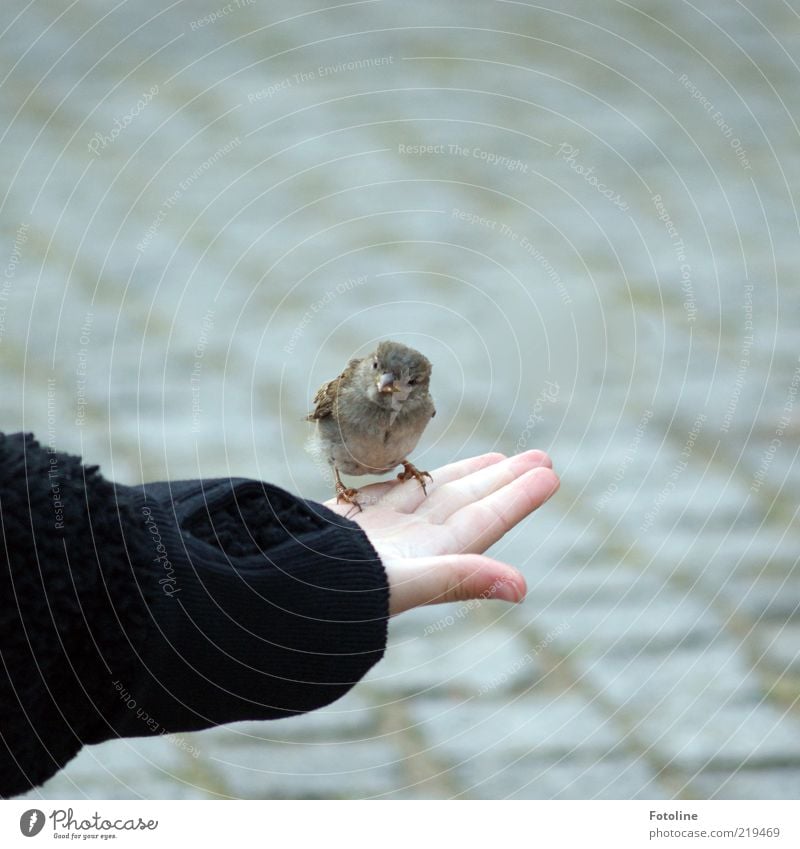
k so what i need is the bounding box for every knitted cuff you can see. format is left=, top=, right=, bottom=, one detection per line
left=109, top=477, right=389, bottom=736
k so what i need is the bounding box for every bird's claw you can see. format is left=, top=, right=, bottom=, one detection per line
left=398, top=461, right=433, bottom=495
left=335, top=482, right=363, bottom=515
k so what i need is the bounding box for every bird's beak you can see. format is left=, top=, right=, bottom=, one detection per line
left=377, top=371, right=397, bottom=393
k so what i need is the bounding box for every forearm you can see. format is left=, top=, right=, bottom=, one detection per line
left=0, top=432, right=155, bottom=795
left=0, top=433, right=389, bottom=797
left=114, top=477, right=390, bottom=734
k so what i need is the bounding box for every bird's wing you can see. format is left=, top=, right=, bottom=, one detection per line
left=305, top=357, right=361, bottom=421
left=306, top=377, right=338, bottom=420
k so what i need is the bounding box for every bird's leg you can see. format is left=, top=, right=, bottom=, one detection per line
left=398, top=459, right=433, bottom=495
left=334, top=466, right=362, bottom=514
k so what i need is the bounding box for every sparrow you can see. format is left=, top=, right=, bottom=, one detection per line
left=306, top=340, right=436, bottom=510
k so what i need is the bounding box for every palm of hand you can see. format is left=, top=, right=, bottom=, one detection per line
left=324, top=451, right=559, bottom=615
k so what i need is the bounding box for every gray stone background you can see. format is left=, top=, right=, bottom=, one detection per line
left=3, top=0, right=798, bottom=799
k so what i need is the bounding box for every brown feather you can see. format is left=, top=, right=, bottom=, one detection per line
left=305, top=357, right=361, bottom=421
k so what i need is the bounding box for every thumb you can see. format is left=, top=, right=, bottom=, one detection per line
left=383, top=554, right=527, bottom=616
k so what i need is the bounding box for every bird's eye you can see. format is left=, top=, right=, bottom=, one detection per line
left=372, top=361, right=378, bottom=370
left=408, top=378, right=417, bottom=386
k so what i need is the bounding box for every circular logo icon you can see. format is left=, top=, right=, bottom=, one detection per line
left=19, top=810, right=45, bottom=837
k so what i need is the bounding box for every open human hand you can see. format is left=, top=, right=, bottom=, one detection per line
left=324, top=451, right=559, bottom=616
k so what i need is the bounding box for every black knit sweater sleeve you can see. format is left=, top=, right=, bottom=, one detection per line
left=0, top=433, right=389, bottom=798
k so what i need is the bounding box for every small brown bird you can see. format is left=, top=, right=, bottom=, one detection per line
left=306, top=340, right=436, bottom=510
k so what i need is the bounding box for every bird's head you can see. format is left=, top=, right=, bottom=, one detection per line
left=363, top=340, right=432, bottom=404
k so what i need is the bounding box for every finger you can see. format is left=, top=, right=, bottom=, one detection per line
left=446, top=466, right=560, bottom=553
left=380, top=451, right=511, bottom=512
left=324, top=452, right=508, bottom=513
left=414, top=449, right=553, bottom=523
left=384, top=554, right=527, bottom=616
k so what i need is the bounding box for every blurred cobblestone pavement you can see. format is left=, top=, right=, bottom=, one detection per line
left=5, top=0, right=800, bottom=799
